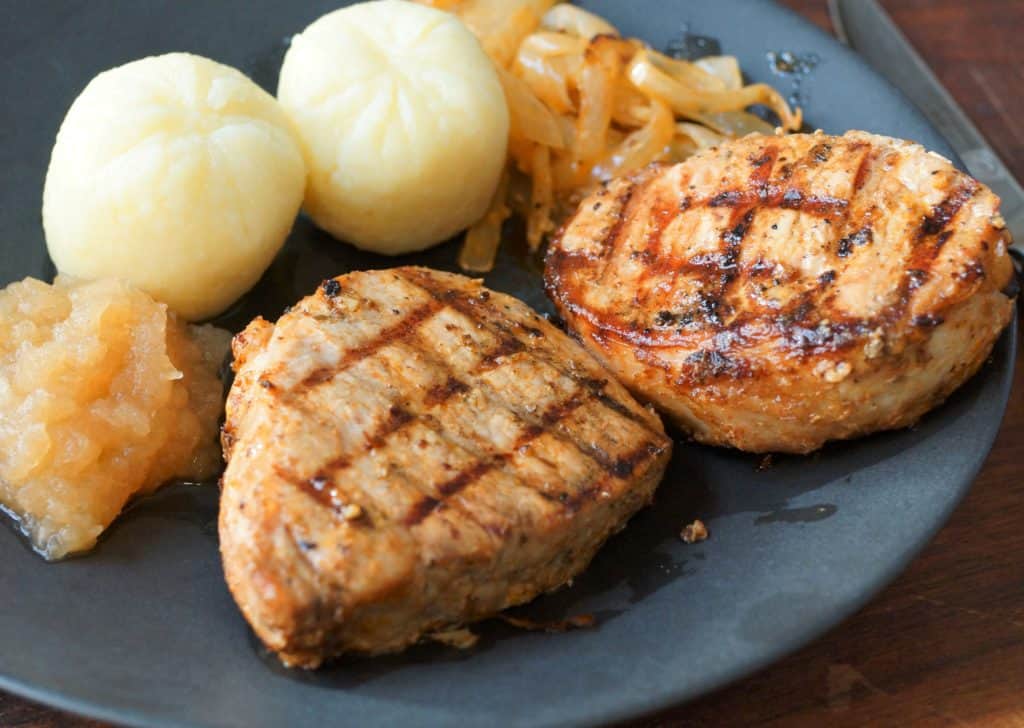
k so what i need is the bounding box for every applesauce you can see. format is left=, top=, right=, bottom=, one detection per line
left=0, top=275, right=229, bottom=559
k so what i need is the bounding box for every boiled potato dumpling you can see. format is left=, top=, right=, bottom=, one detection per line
left=277, top=0, right=510, bottom=255
left=43, top=53, right=306, bottom=321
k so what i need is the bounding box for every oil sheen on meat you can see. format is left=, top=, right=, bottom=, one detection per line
left=219, top=267, right=671, bottom=668
left=546, top=131, right=1016, bottom=453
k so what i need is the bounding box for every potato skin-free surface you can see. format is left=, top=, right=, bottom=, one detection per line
left=546, top=131, right=1016, bottom=453
left=219, top=267, right=670, bottom=668
left=43, top=53, right=306, bottom=321
left=277, top=1, right=509, bottom=254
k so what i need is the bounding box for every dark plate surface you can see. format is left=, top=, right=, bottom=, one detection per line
left=0, top=1, right=1015, bottom=726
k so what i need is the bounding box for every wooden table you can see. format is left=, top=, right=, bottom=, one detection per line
left=4, top=1, right=1021, bottom=726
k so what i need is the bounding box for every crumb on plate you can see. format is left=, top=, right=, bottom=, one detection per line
left=680, top=519, right=709, bottom=544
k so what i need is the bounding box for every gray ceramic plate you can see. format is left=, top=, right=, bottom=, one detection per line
left=0, top=1, right=1015, bottom=726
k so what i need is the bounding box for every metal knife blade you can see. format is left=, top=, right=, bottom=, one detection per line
left=829, top=0, right=1024, bottom=252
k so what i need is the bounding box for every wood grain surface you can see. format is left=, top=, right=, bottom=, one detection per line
left=3, top=1, right=1022, bottom=726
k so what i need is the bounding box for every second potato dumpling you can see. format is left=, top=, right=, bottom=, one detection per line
left=277, top=0, right=509, bottom=255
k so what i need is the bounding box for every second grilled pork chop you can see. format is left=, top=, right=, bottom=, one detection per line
left=546, top=131, right=1016, bottom=453
left=220, top=267, right=671, bottom=667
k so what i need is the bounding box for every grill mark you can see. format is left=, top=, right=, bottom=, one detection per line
left=820, top=143, right=876, bottom=270
left=477, top=336, right=526, bottom=370
left=552, top=275, right=866, bottom=354
left=437, top=460, right=494, bottom=498
left=544, top=249, right=597, bottom=285
left=703, top=187, right=848, bottom=216
left=540, top=393, right=586, bottom=425
left=299, top=300, right=441, bottom=389
left=385, top=321, right=663, bottom=536
left=782, top=316, right=869, bottom=355
left=723, top=211, right=756, bottom=247
left=686, top=184, right=847, bottom=220
left=919, top=182, right=978, bottom=239
left=818, top=142, right=879, bottom=306
left=292, top=321, right=532, bottom=509
left=274, top=464, right=369, bottom=519
left=424, top=377, right=470, bottom=407
left=666, top=147, right=774, bottom=324
left=572, top=376, right=646, bottom=425
left=370, top=406, right=414, bottom=450
left=639, top=198, right=684, bottom=282
left=283, top=404, right=417, bottom=512
left=843, top=143, right=877, bottom=214
left=852, top=145, right=877, bottom=191
left=908, top=184, right=978, bottom=266
left=337, top=300, right=440, bottom=366
left=576, top=442, right=645, bottom=478
left=887, top=183, right=980, bottom=326
left=747, top=145, right=779, bottom=195
left=553, top=245, right=950, bottom=356
left=410, top=300, right=661, bottom=469
left=404, top=288, right=614, bottom=456
left=634, top=172, right=696, bottom=304
left=800, top=195, right=849, bottom=216
left=405, top=497, right=441, bottom=525
left=405, top=268, right=663, bottom=437
left=283, top=356, right=482, bottom=515
left=751, top=144, right=776, bottom=183
left=407, top=421, right=665, bottom=526
left=661, top=254, right=789, bottom=279
left=650, top=149, right=779, bottom=329
left=714, top=208, right=757, bottom=316
left=595, top=181, right=641, bottom=286
left=404, top=393, right=591, bottom=526
left=563, top=442, right=668, bottom=511
left=649, top=143, right=850, bottom=321
left=709, top=190, right=743, bottom=207
left=301, top=368, right=335, bottom=386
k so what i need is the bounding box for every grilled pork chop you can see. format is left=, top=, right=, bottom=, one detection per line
left=220, top=267, right=671, bottom=667
left=546, top=131, right=1016, bottom=453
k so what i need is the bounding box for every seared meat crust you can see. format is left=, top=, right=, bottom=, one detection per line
left=219, top=267, right=671, bottom=667
left=546, top=131, right=1016, bottom=453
